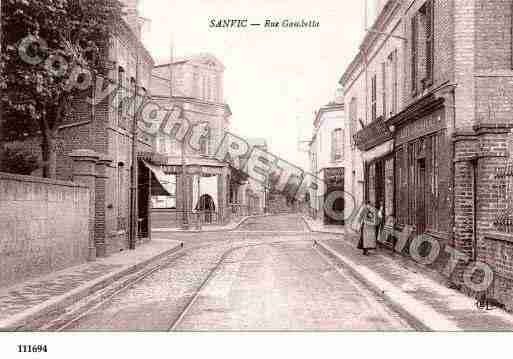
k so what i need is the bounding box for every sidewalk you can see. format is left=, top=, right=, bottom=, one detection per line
left=314, top=234, right=513, bottom=331
left=152, top=214, right=270, bottom=233
left=0, top=238, right=183, bottom=330
left=302, top=216, right=345, bottom=234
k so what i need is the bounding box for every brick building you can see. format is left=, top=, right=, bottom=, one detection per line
left=20, top=0, right=158, bottom=257
left=343, top=0, right=513, bottom=307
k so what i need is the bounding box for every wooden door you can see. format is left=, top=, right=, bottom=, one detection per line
left=416, top=158, right=426, bottom=234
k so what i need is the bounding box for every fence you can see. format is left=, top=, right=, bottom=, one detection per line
left=495, top=164, right=513, bottom=233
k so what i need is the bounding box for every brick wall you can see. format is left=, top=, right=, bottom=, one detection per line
left=474, top=130, right=513, bottom=309
left=0, top=173, right=91, bottom=288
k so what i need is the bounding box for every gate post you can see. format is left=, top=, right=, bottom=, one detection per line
left=70, top=149, right=100, bottom=261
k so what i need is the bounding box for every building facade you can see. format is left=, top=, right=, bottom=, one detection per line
left=308, top=102, right=347, bottom=225
left=344, top=0, right=513, bottom=308
left=150, top=54, right=233, bottom=227
left=241, top=138, right=269, bottom=215
left=340, top=0, right=405, bottom=229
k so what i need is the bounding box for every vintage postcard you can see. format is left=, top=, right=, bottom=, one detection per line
left=1, top=0, right=512, bottom=357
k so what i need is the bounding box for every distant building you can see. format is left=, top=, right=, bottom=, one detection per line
left=242, top=138, right=269, bottom=215
left=308, top=102, right=347, bottom=225
left=149, top=53, right=234, bottom=226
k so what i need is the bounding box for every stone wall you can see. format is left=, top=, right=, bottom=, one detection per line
left=0, top=173, right=91, bottom=288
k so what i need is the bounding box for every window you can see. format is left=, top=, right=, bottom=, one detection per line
left=411, top=15, right=418, bottom=95
left=158, top=134, right=167, bottom=154
left=422, top=0, right=435, bottom=87
left=391, top=49, right=399, bottom=114
left=371, top=74, right=377, bottom=121
left=199, top=128, right=210, bottom=155
left=395, top=148, right=405, bottom=224
left=381, top=62, right=387, bottom=118
left=349, top=97, right=358, bottom=149
left=331, top=128, right=344, bottom=162
left=118, top=67, right=125, bottom=127
left=412, top=0, right=435, bottom=93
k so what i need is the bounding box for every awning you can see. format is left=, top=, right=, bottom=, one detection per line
left=142, top=160, right=176, bottom=197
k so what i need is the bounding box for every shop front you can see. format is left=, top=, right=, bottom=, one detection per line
left=355, top=116, right=394, bottom=218
left=389, top=95, right=450, bottom=239
left=323, top=167, right=345, bottom=225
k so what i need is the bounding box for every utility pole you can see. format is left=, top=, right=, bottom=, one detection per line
left=129, top=52, right=140, bottom=250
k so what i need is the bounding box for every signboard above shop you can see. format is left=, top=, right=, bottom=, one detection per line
left=325, top=167, right=344, bottom=186
left=354, top=116, right=393, bottom=152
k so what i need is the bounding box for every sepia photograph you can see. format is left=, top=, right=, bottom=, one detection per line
left=1, top=0, right=513, bottom=357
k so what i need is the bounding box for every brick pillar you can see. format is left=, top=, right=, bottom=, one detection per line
left=94, top=154, right=112, bottom=258
left=70, top=149, right=100, bottom=261
left=452, top=136, right=479, bottom=287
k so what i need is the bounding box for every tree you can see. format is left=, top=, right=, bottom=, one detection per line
left=0, top=0, right=125, bottom=178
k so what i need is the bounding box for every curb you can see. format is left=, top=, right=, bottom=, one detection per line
left=301, top=216, right=345, bottom=235
left=314, top=239, right=454, bottom=331
left=153, top=214, right=273, bottom=233
left=0, top=242, right=184, bottom=331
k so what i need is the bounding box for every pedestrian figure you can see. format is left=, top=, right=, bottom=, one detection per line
left=357, top=201, right=378, bottom=255
left=376, top=202, right=385, bottom=241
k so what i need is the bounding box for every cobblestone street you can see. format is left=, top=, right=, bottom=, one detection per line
left=65, top=215, right=411, bottom=331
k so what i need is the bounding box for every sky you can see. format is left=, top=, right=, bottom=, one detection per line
left=138, top=0, right=370, bottom=169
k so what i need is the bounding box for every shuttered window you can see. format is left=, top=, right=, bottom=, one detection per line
left=411, top=15, right=418, bottom=95
left=424, top=0, right=434, bottom=86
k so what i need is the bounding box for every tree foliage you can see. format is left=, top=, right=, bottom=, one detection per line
left=0, top=0, right=125, bottom=177
left=0, top=144, right=39, bottom=175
